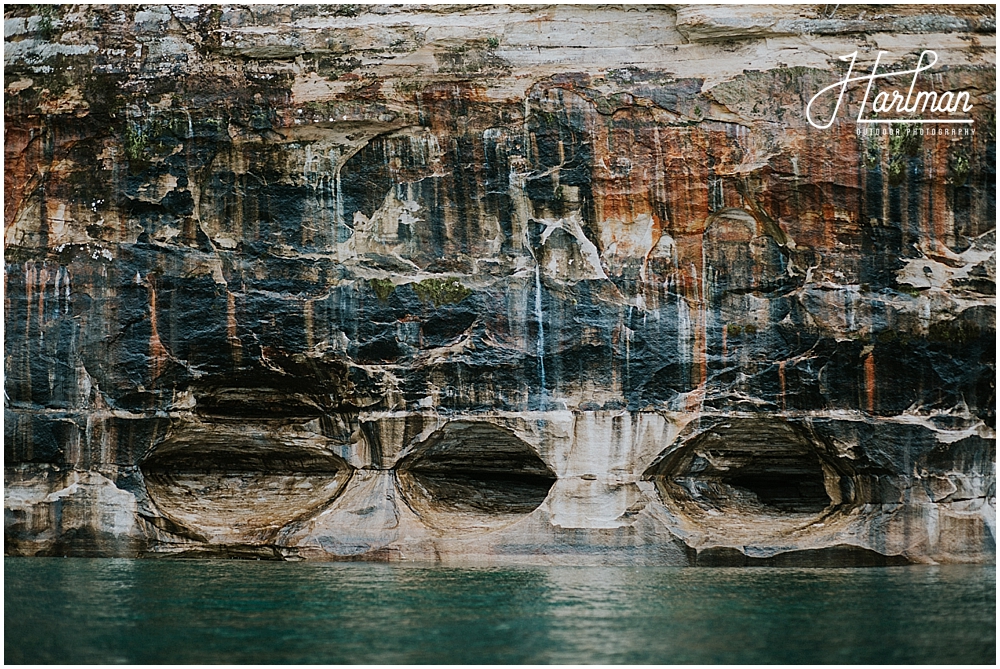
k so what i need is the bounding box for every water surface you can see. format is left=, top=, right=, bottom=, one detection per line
left=4, top=558, right=995, bottom=664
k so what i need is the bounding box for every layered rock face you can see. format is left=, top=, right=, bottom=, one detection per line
left=4, top=4, right=996, bottom=564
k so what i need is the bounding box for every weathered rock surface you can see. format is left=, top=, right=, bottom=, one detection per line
left=4, top=4, right=995, bottom=564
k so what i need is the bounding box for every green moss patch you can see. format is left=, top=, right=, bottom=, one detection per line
left=412, top=278, right=471, bottom=307
left=369, top=278, right=396, bottom=302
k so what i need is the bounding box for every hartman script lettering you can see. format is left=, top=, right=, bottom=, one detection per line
left=806, top=50, right=974, bottom=130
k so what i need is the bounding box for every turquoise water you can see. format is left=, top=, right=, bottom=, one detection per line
left=4, top=559, right=995, bottom=664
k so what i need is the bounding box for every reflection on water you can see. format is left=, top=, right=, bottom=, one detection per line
left=4, top=558, right=995, bottom=664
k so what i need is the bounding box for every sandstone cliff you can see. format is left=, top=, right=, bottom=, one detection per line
left=4, top=4, right=996, bottom=564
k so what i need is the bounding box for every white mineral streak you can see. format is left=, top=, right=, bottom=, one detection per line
left=5, top=471, right=142, bottom=542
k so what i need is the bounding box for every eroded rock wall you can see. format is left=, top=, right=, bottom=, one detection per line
left=4, top=4, right=996, bottom=564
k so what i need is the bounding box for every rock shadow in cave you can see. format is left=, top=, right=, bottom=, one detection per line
left=648, top=419, right=841, bottom=522
left=397, top=422, right=556, bottom=531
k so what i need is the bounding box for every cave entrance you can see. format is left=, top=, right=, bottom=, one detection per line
left=397, top=422, right=556, bottom=529
left=139, top=430, right=352, bottom=543
left=651, top=419, right=836, bottom=516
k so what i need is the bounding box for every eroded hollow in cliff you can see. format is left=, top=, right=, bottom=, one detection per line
left=397, top=422, right=556, bottom=531
left=647, top=419, right=842, bottom=537
left=140, top=430, right=353, bottom=544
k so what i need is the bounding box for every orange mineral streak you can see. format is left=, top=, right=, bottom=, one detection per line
left=928, top=133, right=956, bottom=255
left=147, top=282, right=169, bottom=383
left=543, top=87, right=719, bottom=260
left=6, top=118, right=100, bottom=245
left=4, top=125, right=36, bottom=230
left=770, top=128, right=865, bottom=256
left=864, top=352, right=876, bottom=415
